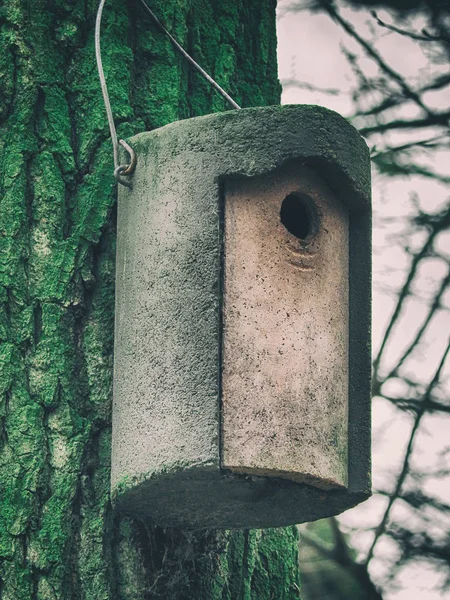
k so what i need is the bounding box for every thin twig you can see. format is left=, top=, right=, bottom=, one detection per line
left=365, top=341, right=450, bottom=566
left=320, top=2, right=435, bottom=117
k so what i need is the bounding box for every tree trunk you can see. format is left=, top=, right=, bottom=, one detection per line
left=0, top=0, right=301, bottom=598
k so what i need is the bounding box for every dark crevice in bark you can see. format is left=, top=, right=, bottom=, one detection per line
left=0, top=390, right=11, bottom=449
left=0, top=43, right=18, bottom=129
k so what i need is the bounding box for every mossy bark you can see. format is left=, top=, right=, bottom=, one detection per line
left=0, top=0, right=301, bottom=598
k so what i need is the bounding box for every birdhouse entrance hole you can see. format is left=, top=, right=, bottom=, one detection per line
left=280, top=192, right=317, bottom=240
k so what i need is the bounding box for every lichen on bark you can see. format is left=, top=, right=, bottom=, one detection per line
left=0, top=0, right=300, bottom=598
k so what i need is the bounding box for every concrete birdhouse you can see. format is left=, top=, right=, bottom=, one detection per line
left=111, top=105, right=372, bottom=529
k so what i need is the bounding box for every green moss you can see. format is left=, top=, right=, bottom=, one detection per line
left=0, top=0, right=299, bottom=598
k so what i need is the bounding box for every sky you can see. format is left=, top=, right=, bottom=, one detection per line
left=276, top=3, right=450, bottom=599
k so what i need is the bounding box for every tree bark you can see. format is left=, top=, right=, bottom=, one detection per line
left=0, top=0, right=301, bottom=598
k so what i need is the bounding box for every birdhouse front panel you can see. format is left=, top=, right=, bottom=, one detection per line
left=222, top=163, right=349, bottom=489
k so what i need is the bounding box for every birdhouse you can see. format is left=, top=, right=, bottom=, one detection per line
left=111, top=105, right=372, bottom=529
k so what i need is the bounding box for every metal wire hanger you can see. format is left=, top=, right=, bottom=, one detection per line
left=95, top=0, right=241, bottom=188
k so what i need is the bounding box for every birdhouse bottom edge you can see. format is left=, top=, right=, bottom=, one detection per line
left=111, top=466, right=369, bottom=529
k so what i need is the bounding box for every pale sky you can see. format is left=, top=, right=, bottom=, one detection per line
left=276, top=3, right=450, bottom=599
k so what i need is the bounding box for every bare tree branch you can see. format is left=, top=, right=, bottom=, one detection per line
left=371, top=10, right=445, bottom=42
left=359, top=111, right=450, bottom=135
left=280, top=78, right=341, bottom=95
left=318, top=1, right=436, bottom=117
left=300, top=520, right=385, bottom=599
left=365, top=341, right=450, bottom=566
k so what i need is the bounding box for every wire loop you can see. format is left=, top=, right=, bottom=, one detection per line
left=114, top=165, right=133, bottom=188
left=118, top=139, right=137, bottom=177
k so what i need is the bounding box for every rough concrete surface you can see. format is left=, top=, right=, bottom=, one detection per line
left=112, top=104, right=372, bottom=528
